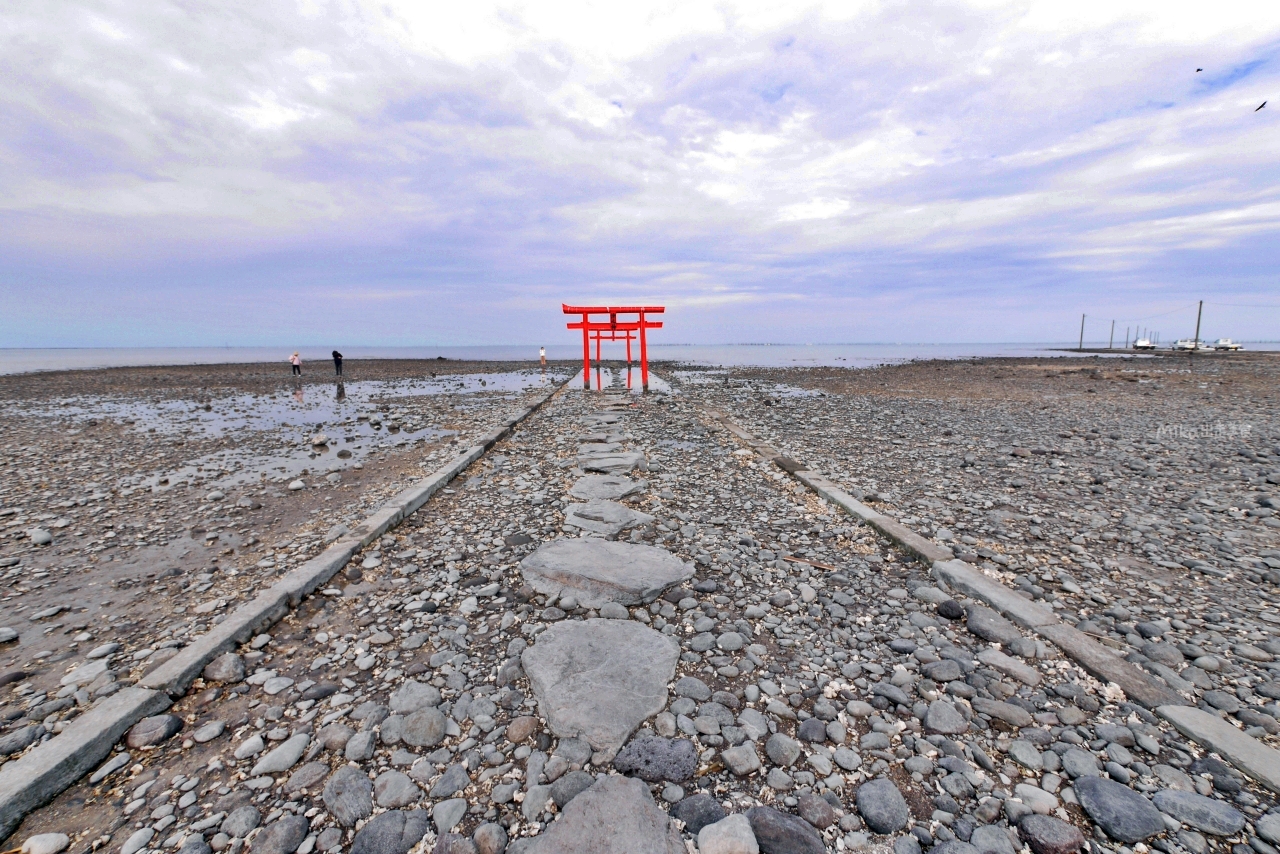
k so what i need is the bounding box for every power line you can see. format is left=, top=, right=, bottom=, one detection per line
left=1205, top=301, right=1280, bottom=309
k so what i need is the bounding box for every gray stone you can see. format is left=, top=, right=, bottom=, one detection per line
left=1018, top=815, right=1084, bottom=854
left=346, top=731, right=376, bottom=761
left=614, top=737, right=697, bottom=782
left=351, top=809, right=431, bottom=854
left=966, top=605, right=1022, bottom=644
left=563, top=499, right=654, bottom=538
left=766, top=733, right=801, bottom=767
left=857, top=778, right=909, bottom=834
left=286, top=762, right=329, bottom=793
left=722, top=744, right=763, bottom=776
left=521, top=619, right=678, bottom=753
left=698, top=814, right=759, bottom=854
left=1060, top=748, right=1100, bottom=778
left=521, top=784, right=552, bottom=824
left=0, top=725, right=43, bottom=757
left=473, top=823, right=508, bottom=854
left=833, top=747, right=862, bottom=771
left=253, top=815, right=309, bottom=854
left=675, top=676, right=711, bottom=700
left=125, top=714, right=182, bottom=748
left=121, top=829, right=154, bottom=854
left=520, top=540, right=693, bottom=608
left=744, top=806, right=825, bottom=854
left=193, top=721, right=226, bottom=743
left=577, top=451, right=647, bottom=475
left=389, top=680, right=441, bottom=713
left=375, top=770, right=422, bottom=808
left=1258, top=813, right=1280, bottom=846
left=671, top=793, right=726, bottom=835
left=1073, top=776, right=1164, bottom=843
left=970, top=825, right=1017, bottom=854
left=430, top=764, right=471, bottom=799
left=252, top=733, right=309, bottom=776
left=924, top=700, right=968, bottom=735
left=323, top=765, right=374, bottom=827
left=433, top=799, right=468, bottom=835
left=569, top=475, right=646, bottom=501
left=1008, top=741, right=1043, bottom=771
left=402, top=708, right=447, bottom=748
left=222, top=806, right=261, bottom=838
left=525, top=775, right=684, bottom=853
left=797, top=792, right=836, bottom=830
left=971, top=698, right=1032, bottom=728
left=22, top=834, right=70, bottom=854
left=551, top=770, right=596, bottom=807
left=431, top=835, right=474, bottom=854
left=1151, top=789, right=1245, bottom=836
left=203, top=653, right=246, bottom=683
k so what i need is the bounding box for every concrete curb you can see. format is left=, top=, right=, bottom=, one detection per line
left=0, top=688, right=170, bottom=840
left=1159, top=705, right=1280, bottom=794
left=704, top=408, right=1280, bottom=794
left=0, top=377, right=569, bottom=842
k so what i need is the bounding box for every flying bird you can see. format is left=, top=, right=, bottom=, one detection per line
left=1196, top=68, right=1202, bottom=72
left=1258, top=101, right=1268, bottom=111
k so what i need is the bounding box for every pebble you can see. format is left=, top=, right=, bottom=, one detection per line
left=745, top=806, right=825, bottom=854
left=698, top=814, right=760, bottom=854
left=323, top=765, right=374, bottom=826
left=1151, top=789, right=1246, bottom=836
left=124, top=714, right=183, bottom=748
left=1018, top=815, right=1084, bottom=854
left=21, top=834, right=71, bottom=854
left=857, top=778, right=910, bottom=834
left=1072, top=776, right=1165, bottom=843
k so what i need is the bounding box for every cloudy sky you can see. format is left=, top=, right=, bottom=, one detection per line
left=2, top=0, right=1278, bottom=347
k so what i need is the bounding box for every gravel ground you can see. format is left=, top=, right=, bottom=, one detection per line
left=4, top=353, right=1280, bottom=854
left=0, top=360, right=565, bottom=766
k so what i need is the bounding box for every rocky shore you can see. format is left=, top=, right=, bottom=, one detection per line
left=3, top=352, right=1280, bottom=854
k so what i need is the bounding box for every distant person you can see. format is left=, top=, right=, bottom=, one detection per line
left=540, top=346, right=546, bottom=370
left=290, top=352, right=302, bottom=376
left=332, top=350, right=343, bottom=376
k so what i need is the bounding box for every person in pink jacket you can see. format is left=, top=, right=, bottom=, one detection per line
left=290, top=352, right=302, bottom=376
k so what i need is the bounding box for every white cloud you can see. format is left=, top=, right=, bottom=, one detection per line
left=1, top=0, right=1279, bottom=344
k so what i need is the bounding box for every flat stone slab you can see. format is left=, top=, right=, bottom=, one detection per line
left=1159, top=705, right=1280, bottom=794
left=524, top=775, right=684, bottom=853
left=521, top=619, right=679, bottom=754
left=577, top=451, right=646, bottom=474
left=569, top=475, right=647, bottom=501
left=563, top=499, right=654, bottom=539
left=520, top=538, right=693, bottom=608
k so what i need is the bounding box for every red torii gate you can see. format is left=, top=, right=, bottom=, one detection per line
left=563, top=304, right=664, bottom=391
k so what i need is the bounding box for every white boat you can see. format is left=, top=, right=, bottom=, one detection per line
left=1213, top=338, right=1243, bottom=351
left=1132, top=338, right=1157, bottom=350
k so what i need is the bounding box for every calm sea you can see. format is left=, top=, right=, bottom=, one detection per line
left=1, top=342, right=1272, bottom=376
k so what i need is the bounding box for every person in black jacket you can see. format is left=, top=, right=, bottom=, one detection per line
left=332, top=350, right=343, bottom=376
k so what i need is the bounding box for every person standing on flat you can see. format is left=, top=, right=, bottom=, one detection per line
left=332, top=350, right=343, bottom=376
left=290, top=352, right=302, bottom=376
left=540, top=346, right=546, bottom=372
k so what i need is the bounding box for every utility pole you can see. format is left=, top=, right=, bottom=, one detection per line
left=1109, top=320, right=1115, bottom=349
left=1079, top=314, right=1086, bottom=351
left=1125, top=327, right=1130, bottom=348
left=1193, top=300, right=1204, bottom=348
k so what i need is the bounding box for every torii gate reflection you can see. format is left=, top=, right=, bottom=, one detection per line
left=562, top=304, right=665, bottom=392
